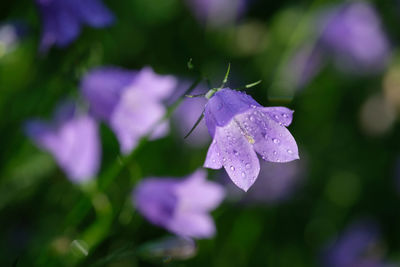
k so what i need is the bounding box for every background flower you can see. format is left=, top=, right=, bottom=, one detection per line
left=81, top=66, right=177, bottom=154
left=35, top=0, right=114, bottom=51
left=25, top=101, right=100, bottom=183
left=133, top=169, right=225, bottom=239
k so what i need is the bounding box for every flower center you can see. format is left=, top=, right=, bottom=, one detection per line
left=233, top=118, right=255, bottom=144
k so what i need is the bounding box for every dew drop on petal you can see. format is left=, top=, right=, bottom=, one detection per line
left=273, top=150, right=277, bottom=155
left=241, top=172, right=246, bottom=178
left=249, top=116, right=255, bottom=121
left=230, top=166, right=235, bottom=171
left=245, top=163, right=251, bottom=169
left=287, top=149, right=293, bottom=154
left=283, top=113, right=288, bottom=118
left=273, top=138, right=280, bottom=144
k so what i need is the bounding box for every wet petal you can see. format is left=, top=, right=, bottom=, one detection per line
left=236, top=108, right=299, bottom=163
left=203, top=139, right=223, bottom=169
left=204, top=89, right=260, bottom=137
left=261, top=107, right=294, bottom=126
left=215, top=119, right=260, bottom=191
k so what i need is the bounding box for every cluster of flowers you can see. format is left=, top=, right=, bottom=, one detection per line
left=26, top=0, right=301, bottom=241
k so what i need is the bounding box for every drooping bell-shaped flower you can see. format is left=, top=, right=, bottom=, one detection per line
left=203, top=88, right=299, bottom=191
left=81, top=66, right=177, bottom=154
left=321, top=220, right=391, bottom=267
left=25, top=101, right=101, bottom=183
left=133, top=169, right=225, bottom=239
left=35, top=0, right=115, bottom=52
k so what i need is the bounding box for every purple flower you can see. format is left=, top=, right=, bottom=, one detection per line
left=322, top=220, right=389, bottom=267
left=186, top=0, right=247, bottom=27
left=133, top=169, right=225, bottom=239
left=25, top=102, right=101, bottom=183
left=319, top=2, right=390, bottom=73
left=35, top=0, right=114, bottom=52
left=81, top=66, right=177, bottom=154
left=203, top=88, right=299, bottom=191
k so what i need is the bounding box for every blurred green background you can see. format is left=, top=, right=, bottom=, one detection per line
left=1, top=0, right=400, bottom=266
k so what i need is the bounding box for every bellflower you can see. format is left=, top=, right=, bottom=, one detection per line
left=25, top=102, right=101, bottom=183
left=81, top=66, right=177, bottom=154
left=203, top=88, right=299, bottom=191
left=321, top=220, right=390, bottom=267
left=319, top=2, right=390, bottom=73
left=133, top=169, right=225, bottom=239
left=35, top=0, right=115, bottom=52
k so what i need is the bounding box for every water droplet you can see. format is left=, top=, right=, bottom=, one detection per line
left=273, top=138, right=280, bottom=144
left=245, top=163, right=251, bottom=169
left=283, top=113, right=288, bottom=118
left=233, top=150, right=239, bottom=156
left=250, top=105, right=257, bottom=109
left=274, top=115, right=279, bottom=120
left=230, top=166, right=235, bottom=171
left=241, top=172, right=246, bottom=178
left=273, top=150, right=277, bottom=155
left=249, top=116, right=255, bottom=121
left=287, top=149, right=293, bottom=154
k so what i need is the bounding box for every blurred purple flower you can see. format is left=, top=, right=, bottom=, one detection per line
left=320, top=2, right=390, bottom=73
left=133, top=169, right=225, bottom=239
left=203, top=88, right=299, bottom=191
left=81, top=66, right=177, bottom=154
left=322, top=220, right=389, bottom=267
left=186, top=0, right=247, bottom=27
left=25, top=102, right=101, bottom=183
left=171, top=81, right=210, bottom=147
left=288, top=2, right=390, bottom=88
left=35, top=0, right=115, bottom=52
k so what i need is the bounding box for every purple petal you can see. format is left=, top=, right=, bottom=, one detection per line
left=262, top=107, right=294, bottom=126
left=80, top=67, right=137, bottom=121
left=25, top=111, right=100, bottom=183
left=133, top=67, right=177, bottom=100
left=175, top=169, right=225, bottom=211
left=168, top=212, right=215, bottom=239
left=36, top=0, right=114, bottom=51
left=214, top=119, right=260, bottom=191
left=235, top=108, right=299, bottom=163
left=72, top=0, right=115, bottom=27
left=134, top=179, right=178, bottom=227
left=110, top=89, right=166, bottom=154
left=204, top=139, right=223, bottom=169
left=205, top=89, right=260, bottom=137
